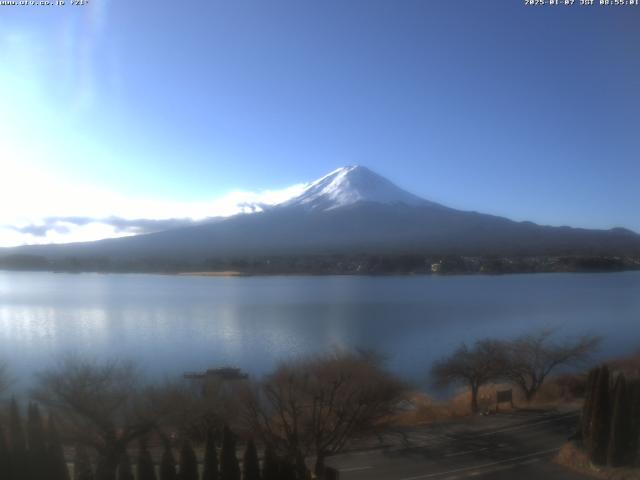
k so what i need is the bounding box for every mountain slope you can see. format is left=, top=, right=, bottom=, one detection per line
left=2, top=166, right=640, bottom=263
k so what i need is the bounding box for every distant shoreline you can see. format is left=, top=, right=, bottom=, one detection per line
left=1, top=267, right=639, bottom=279
left=0, top=254, right=639, bottom=277
left=177, top=271, right=245, bottom=277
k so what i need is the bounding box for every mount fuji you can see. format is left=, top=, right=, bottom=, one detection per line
left=2, top=166, right=640, bottom=269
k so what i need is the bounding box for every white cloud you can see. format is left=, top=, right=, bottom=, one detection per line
left=0, top=158, right=306, bottom=247
left=0, top=222, right=132, bottom=247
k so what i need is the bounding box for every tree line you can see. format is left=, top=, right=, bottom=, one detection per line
left=1, top=331, right=627, bottom=478
left=0, top=400, right=68, bottom=480
left=0, top=351, right=405, bottom=480
left=2, top=253, right=638, bottom=275
left=0, top=400, right=315, bottom=480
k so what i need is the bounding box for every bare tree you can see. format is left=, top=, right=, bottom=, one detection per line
left=143, top=376, right=242, bottom=442
left=242, top=350, right=406, bottom=478
left=32, top=358, right=155, bottom=480
left=503, top=330, right=600, bottom=402
left=143, top=379, right=213, bottom=441
left=0, top=362, right=9, bottom=396
left=431, top=339, right=507, bottom=414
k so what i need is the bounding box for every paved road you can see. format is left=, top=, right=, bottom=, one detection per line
left=327, top=409, right=588, bottom=480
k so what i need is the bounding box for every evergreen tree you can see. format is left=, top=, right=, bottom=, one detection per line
left=294, top=454, right=310, bottom=480
left=9, top=398, right=28, bottom=480
left=116, top=452, right=134, bottom=480
left=627, top=379, right=640, bottom=465
left=625, top=379, right=640, bottom=465
left=136, top=441, right=156, bottom=480
left=242, top=439, right=260, bottom=480
left=74, top=446, right=94, bottom=480
left=202, top=430, right=218, bottom=480
left=0, top=426, right=10, bottom=480
left=95, top=454, right=118, bottom=480
left=581, top=368, right=599, bottom=444
left=178, top=441, right=198, bottom=480
left=159, top=445, right=177, bottom=480
left=27, top=403, right=47, bottom=480
left=9, top=399, right=26, bottom=453
left=260, top=446, right=278, bottom=480
left=588, top=364, right=611, bottom=465
left=607, top=374, right=630, bottom=466
left=48, top=413, right=71, bottom=480
left=220, top=426, right=240, bottom=480
left=27, top=403, right=46, bottom=453
left=277, top=457, right=296, bottom=480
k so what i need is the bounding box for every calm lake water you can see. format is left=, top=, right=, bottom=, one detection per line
left=0, top=271, right=639, bottom=388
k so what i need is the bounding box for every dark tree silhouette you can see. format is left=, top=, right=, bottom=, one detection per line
left=27, top=403, right=46, bottom=453
left=48, top=413, right=71, bottom=480
left=0, top=362, right=8, bottom=395
left=277, top=457, right=296, bottom=480
left=0, top=426, right=10, bottom=480
left=202, top=430, right=219, bottom=480
left=9, top=398, right=28, bottom=480
left=588, top=365, right=610, bottom=465
left=431, top=340, right=506, bottom=414
left=628, top=380, right=640, bottom=465
left=220, top=426, right=240, bottom=480
left=580, top=367, right=599, bottom=442
left=74, top=445, right=95, bottom=480
left=178, top=441, right=198, bottom=480
left=242, top=439, right=260, bottom=480
left=260, top=446, right=279, bottom=480
left=27, top=403, right=47, bottom=480
left=116, top=452, right=134, bottom=480
left=159, top=445, right=177, bottom=480
left=580, top=366, right=640, bottom=468
left=9, top=399, right=26, bottom=453
left=607, top=374, right=631, bottom=466
left=136, top=441, right=156, bottom=480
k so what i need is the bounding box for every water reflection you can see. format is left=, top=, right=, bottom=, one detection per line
left=0, top=271, right=638, bottom=389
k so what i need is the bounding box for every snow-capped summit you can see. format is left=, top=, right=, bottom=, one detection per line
left=283, top=165, right=433, bottom=211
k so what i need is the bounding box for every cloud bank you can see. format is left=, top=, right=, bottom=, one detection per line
left=0, top=159, right=306, bottom=247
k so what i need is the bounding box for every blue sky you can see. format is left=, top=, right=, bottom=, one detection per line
left=1, top=0, right=639, bottom=245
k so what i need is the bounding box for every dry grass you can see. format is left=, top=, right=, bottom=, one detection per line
left=392, top=392, right=466, bottom=426
left=555, top=443, right=640, bottom=480
left=448, top=379, right=582, bottom=414
left=398, top=349, right=640, bottom=426
left=393, top=377, right=586, bottom=426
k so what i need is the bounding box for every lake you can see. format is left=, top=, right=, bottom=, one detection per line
left=0, top=271, right=639, bottom=389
